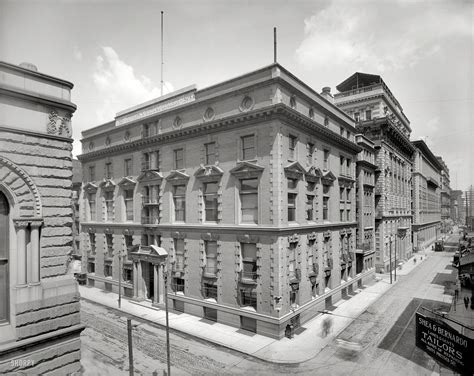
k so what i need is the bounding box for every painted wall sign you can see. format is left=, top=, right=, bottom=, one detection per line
left=415, top=312, right=473, bottom=375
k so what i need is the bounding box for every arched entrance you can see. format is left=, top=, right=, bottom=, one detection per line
left=0, top=191, right=10, bottom=323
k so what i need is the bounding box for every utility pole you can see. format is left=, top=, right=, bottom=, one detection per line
left=389, top=238, right=392, bottom=284
left=118, top=250, right=122, bottom=309
left=273, top=27, right=277, bottom=63
left=164, top=263, right=171, bottom=376
left=127, top=318, right=134, bottom=376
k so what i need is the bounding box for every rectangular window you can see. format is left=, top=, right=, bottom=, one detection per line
left=104, top=262, right=112, bottom=277
left=105, top=162, right=113, bottom=179
left=105, top=191, right=114, bottom=221
left=174, top=148, right=184, bottom=170
left=340, top=187, right=345, bottom=202
left=289, top=135, right=297, bottom=160
left=203, top=282, right=217, bottom=299
left=340, top=156, right=345, bottom=175
left=205, top=241, right=218, bottom=276
left=346, top=188, right=351, bottom=202
left=173, top=277, right=185, bottom=293
left=174, top=239, right=184, bottom=271
left=288, top=242, right=297, bottom=279
left=323, top=149, right=330, bottom=171
left=89, top=165, right=95, bottom=181
left=89, top=193, right=96, bottom=221
left=125, top=235, right=133, bottom=251
left=89, top=233, right=96, bottom=254
left=205, top=142, right=216, bottom=165
left=366, top=110, right=371, bottom=120
left=173, top=185, right=186, bottom=222
left=323, top=196, right=329, bottom=220
left=124, top=158, right=132, bottom=176
left=204, top=182, right=218, bottom=222
left=87, top=261, right=95, bottom=274
left=290, top=287, right=299, bottom=307
left=241, top=135, right=256, bottom=160
left=340, top=209, right=345, bottom=222
left=241, top=243, right=257, bottom=281
left=306, top=194, right=314, bottom=221
left=288, top=193, right=297, bottom=222
left=347, top=209, right=351, bottom=221
left=240, top=289, right=257, bottom=309
left=307, top=143, right=315, bottom=164
left=346, top=159, right=351, bottom=177
left=354, top=112, right=360, bottom=122
left=142, top=151, right=160, bottom=171
left=124, top=189, right=134, bottom=221
left=240, top=179, right=258, bottom=224
left=123, top=265, right=133, bottom=283
left=106, top=234, right=113, bottom=257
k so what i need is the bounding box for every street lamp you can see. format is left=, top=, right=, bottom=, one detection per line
left=162, top=261, right=171, bottom=376
left=118, top=250, right=122, bottom=309
left=389, top=237, right=393, bottom=284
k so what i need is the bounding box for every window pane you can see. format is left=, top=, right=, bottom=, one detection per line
left=241, top=179, right=257, bottom=191
left=204, top=182, right=218, bottom=194
left=174, top=185, right=186, bottom=196
left=242, top=243, right=257, bottom=259
left=241, top=193, right=258, bottom=223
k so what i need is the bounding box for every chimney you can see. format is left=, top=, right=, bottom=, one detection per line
left=321, top=87, right=334, bottom=103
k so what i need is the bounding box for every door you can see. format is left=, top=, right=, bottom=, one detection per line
left=0, top=191, right=9, bottom=323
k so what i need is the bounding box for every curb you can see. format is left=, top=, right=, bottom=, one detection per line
left=80, top=294, right=300, bottom=365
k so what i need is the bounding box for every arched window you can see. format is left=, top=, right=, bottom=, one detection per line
left=0, top=191, right=9, bottom=323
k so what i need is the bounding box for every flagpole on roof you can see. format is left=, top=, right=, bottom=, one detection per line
left=161, top=11, right=164, bottom=96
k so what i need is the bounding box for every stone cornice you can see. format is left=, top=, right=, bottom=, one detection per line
left=0, top=125, right=73, bottom=143
left=80, top=221, right=357, bottom=235
left=0, top=61, right=74, bottom=88
left=78, top=103, right=362, bottom=162
left=356, top=159, right=378, bottom=170
left=0, top=83, right=77, bottom=113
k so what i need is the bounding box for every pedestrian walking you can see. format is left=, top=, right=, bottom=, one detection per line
left=321, top=316, right=333, bottom=338
left=464, top=297, right=469, bottom=309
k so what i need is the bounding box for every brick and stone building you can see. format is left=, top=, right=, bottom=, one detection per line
left=411, top=140, right=443, bottom=250
left=77, top=63, right=375, bottom=339
left=354, top=134, right=376, bottom=273
left=436, top=156, right=452, bottom=233
left=0, top=61, right=83, bottom=373
left=334, top=72, right=415, bottom=273
left=451, top=189, right=464, bottom=224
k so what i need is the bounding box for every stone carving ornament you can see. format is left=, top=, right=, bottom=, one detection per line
left=47, top=110, right=72, bottom=137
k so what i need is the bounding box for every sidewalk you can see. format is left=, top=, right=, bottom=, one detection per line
left=79, top=252, right=427, bottom=364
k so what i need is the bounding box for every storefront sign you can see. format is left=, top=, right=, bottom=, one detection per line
left=415, top=312, right=473, bottom=374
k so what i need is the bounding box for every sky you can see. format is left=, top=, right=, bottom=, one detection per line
left=1, top=0, right=473, bottom=190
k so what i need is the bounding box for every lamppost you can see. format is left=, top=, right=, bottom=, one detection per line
left=118, top=250, right=122, bottom=309
left=389, top=237, right=393, bottom=284
left=162, top=261, right=171, bottom=376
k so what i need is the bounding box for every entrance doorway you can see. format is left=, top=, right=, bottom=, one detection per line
left=142, top=262, right=154, bottom=301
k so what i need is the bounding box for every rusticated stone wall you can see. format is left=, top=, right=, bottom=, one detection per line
left=0, top=61, right=83, bottom=375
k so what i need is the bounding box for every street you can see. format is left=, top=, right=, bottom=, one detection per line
left=80, top=246, right=459, bottom=375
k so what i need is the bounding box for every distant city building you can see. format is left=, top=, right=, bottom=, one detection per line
left=464, top=185, right=474, bottom=230
left=334, top=72, right=414, bottom=273
left=436, top=156, right=451, bottom=232
left=77, top=64, right=375, bottom=339
left=355, top=134, right=376, bottom=272
left=450, top=190, right=464, bottom=224
left=411, top=140, right=443, bottom=249
left=0, top=61, right=83, bottom=373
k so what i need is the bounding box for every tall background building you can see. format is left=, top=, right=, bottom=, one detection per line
left=0, top=61, right=83, bottom=374
left=437, top=156, right=452, bottom=234
left=411, top=140, right=443, bottom=249
left=334, top=73, right=414, bottom=273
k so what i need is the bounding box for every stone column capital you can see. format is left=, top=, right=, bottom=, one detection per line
left=30, top=219, right=43, bottom=228
left=13, top=220, right=29, bottom=229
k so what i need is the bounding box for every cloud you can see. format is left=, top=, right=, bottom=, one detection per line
left=92, top=47, right=174, bottom=123
left=73, top=45, right=82, bottom=61
left=296, top=0, right=472, bottom=73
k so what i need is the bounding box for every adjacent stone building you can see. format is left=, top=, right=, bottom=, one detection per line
left=334, top=72, right=414, bottom=273
left=0, top=61, right=83, bottom=373
left=354, top=134, right=376, bottom=273
left=437, top=156, right=452, bottom=233
left=77, top=63, right=375, bottom=339
left=411, top=140, right=443, bottom=250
